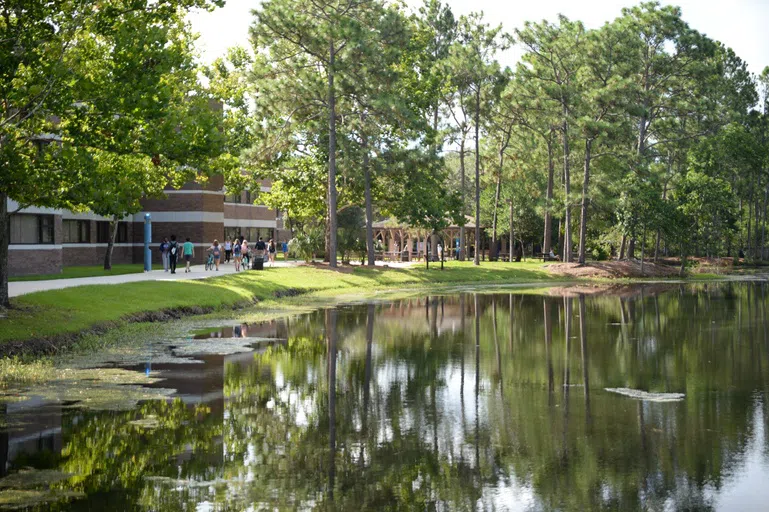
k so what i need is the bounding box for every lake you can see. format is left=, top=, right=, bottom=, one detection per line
left=1, top=281, right=768, bottom=510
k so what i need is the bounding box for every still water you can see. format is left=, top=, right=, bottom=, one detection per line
left=1, top=282, right=769, bottom=511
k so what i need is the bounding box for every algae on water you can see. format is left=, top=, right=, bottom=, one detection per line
left=0, top=368, right=175, bottom=411
left=0, top=469, right=81, bottom=511
left=0, top=489, right=84, bottom=510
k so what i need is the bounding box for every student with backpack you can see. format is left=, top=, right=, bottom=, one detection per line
left=168, top=235, right=179, bottom=274
left=208, top=239, right=222, bottom=271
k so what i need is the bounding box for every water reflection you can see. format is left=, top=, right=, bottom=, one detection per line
left=1, top=282, right=768, bottom=510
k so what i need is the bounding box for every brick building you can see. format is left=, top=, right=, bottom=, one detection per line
left=7, top=176, right=287, bottom=277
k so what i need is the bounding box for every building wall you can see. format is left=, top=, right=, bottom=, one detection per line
left=7, top=176, right=280, bottom=276
left=9, top=245, right=63, bottom=276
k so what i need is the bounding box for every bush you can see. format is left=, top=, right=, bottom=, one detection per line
left=289, top=225, right=325, bottom=262
left=338, top=207, right=366, bottom=264
left=590, top=245, right=610, bottom=261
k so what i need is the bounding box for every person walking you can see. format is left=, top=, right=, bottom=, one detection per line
left=255, top=237, right=266, bottom=268
left=282, top=240, right=289, bottom=260
left=224, top=239, right=232, bottom=263
left=233, top=239, right=242, bottom=271
left=209, top=239, right=222, bottom=271
left=268, top=239, right=276, bottom=266
left=159, top=237, right=170, bottom=272
left=168, top=235, right=179, bottom=274
left=241, top=239, right=250, bottom=269
left=183, top=237, right=195, bottom=273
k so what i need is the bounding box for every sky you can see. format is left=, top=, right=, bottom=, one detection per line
left=188, top=0, right=769, bottom=76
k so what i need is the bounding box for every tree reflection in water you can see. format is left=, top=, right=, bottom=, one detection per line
left=1, top=282, right=768, bottom=510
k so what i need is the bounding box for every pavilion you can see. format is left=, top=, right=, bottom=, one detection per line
left=371, top=216, right=516, bottom=262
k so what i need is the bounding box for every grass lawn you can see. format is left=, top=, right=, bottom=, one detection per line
left=10, top=264, right=163, bottom=282
left=1, top=260, right=556, bottom=346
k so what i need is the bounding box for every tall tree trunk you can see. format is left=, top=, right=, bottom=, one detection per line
left=762, top=184, right=768, bottom=261
left=474, top=87, right=481, bottom=266
left=543, top=138, right=555, bottom=255
left=755, top=189, right=762, bottom=260
left=0, top=192, right=9, bottom=309
left=459, top=136, right=466, bottom=261
left=363, top=133, right=375, bottom=266
left=327, top=41, right=338, bottom=268
left=680, top=246, right=687, bottom=277
left=577, top=139, right=592, bottom=264
left=562, top=113, right=572, bottom=263
left=640, top=224, right=646, bottom=276
left=747, top=197, right=753, bottom=260
left=629, top=96, right=650, bottom=262
left=654, top=157, right=672, bottom=263
left=103, top=216, right=120, bottom=271
left=509, top=201, right=515, bottom=262
left=619, top=234, right=627, bottom=260
left=430, top=232, right=438, bottom=263
left=491, top=162, right=502, bottom=261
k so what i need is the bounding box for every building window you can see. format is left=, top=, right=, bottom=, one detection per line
left=225, top=189, right=255, bottom=204
left=8, top=214, right=55, bottom=244
left=63, top=220, right=90, bottom=243
left=96, top=221, right=127, bottom=243
left=224, top=227, right=241, bottom=242
left=225, top=191, right=241, bottom=203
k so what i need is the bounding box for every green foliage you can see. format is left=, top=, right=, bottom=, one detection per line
left=288, top=225, right=326, bottom=263
left=337, top=207, right=366, bottom=264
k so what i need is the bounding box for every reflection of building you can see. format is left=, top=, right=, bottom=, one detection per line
left=0, top=398, right=63, bottom=477
left=0, top=319, right=288, bottom=480
left=7, top=178, right=288, bottom=276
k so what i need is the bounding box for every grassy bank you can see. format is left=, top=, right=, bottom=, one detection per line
left=10, top=264, right=162, bottom=282
left=2, top=261, right=556, bottom=350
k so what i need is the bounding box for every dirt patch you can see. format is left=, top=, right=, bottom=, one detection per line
left=545, top=260, right=681, bottom=279
left=273, top=288, right=302, bottom=299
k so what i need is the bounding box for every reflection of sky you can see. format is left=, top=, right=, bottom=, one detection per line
left=712, top=397, right=768, bottom=511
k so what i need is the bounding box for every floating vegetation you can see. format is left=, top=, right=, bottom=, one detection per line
left=0, top=469, right=81, bottom=510
left=0, top=368, right=175, bottom=411
left=0, top=358, right=54, bottom=390
left=0, top=489, right=84, bottom=510
left=605, top=388, right=685, bottom=402
left=0, top=469, right=74, bottom=490
left=171, top=337, right=281, bottom=356
left=144, top=475, right=243, bottom=489
left=128, top=415, right=161, bottom=429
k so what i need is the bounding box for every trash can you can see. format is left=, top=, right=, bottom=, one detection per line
left=401, top=250, right=409, bottom=262
left=252, top=250, right=265, bottom=270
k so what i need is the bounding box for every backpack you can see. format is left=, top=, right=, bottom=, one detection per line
left=169, top=241, right=177, bottom=256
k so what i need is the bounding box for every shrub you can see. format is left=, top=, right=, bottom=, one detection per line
left=289, top=225, right=325, bottom=262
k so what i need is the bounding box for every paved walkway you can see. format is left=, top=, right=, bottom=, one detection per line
left=9, top=260, right=300, bottom=298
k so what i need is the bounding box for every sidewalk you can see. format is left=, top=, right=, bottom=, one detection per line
left=9, top=260, right=300, bottom=298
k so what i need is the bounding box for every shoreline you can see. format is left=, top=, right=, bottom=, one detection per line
left=0, top=261, right=755, bottom=359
